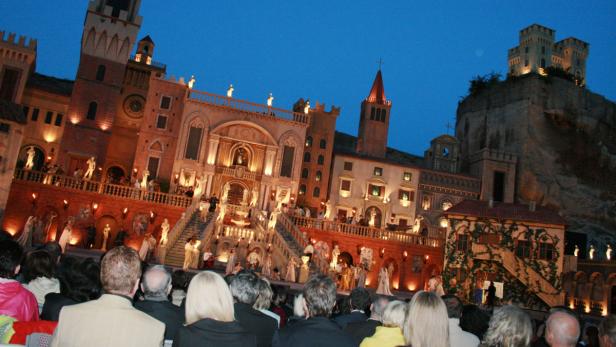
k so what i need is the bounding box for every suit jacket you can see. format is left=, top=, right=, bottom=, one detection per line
left=272, top=316, right=356, bottom=347
left=234, top=302, right=277, bottom=347
left=334, top=310, right=368, bottom=329
left=51, top=294, right=164, bottom=347
left=172, top=318, right=257, bottom=347
left=134, top=299, right=184, bottom=340
left=344, top=319, right=382, bottom=345
left=40, top=293, right=78, bottom=321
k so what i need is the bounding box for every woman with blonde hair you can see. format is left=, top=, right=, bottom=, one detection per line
left=403, top=290, right=450, bottom=347
left=479, top=305, right=532, bottom=347
left=173, top=271, right=256, bottom=346
left=360, top=300, right=407, bottom=347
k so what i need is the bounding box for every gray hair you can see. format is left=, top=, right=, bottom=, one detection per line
left=546, top=311, right=580, bottom=347
left=481, top=305, right=532, bottom=347
left=229, top=272, right=260, bottom=305
left=303, top=275, right=336, bottom=317
left=370, top=295, right=391, bottom=321
left=383, top=300, right=407, bottom=328
left=600, top=315, right=616, bottom=346
left=142, top=265, right=171, bottom=299
left=253, top=278, right=273, bottom=310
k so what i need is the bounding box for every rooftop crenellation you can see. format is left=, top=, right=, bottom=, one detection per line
left=0, top=30, right=37, bottom=50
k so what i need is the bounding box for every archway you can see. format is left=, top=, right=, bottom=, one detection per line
left=19, top=145, right=45, bottom=171
left=339, top=251, right=354, bottom=266
left=365, top=206, right=382, bottom=228
left=228, top=182, right=246, bottom=205
left=106, top=166, right=126, bottom=184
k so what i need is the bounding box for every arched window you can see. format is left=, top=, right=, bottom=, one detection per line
left=305, top=136, right=312, bottom=147
left=319, top=139, right=326, bottom=149
left=303, top=152, right=311, bottom=162
left=299, top=184, right=306, bottom=195
left=317, top=155, right=324, bottom=165
left=96, top=65, right=106, bottom=81
left=315, top=171, right=322, bottom=182
left=301, top=168, right=309, bottom=179
left=86, top=102, right=98, bottom=120
left=313, top=187, right=320, bottom=197
left=184, top=125, right=203, bottom=160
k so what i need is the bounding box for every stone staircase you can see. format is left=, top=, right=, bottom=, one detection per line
left=274, top=213, right=322, bottom=276
left=165, top=211, right=215, bottom=268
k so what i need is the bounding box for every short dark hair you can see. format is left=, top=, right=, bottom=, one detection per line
left=41, top=242, right=62, bottom=263
left=303, top=275, right=337, bottom=317
left=172, top=270, right=189, bottom=291
left=0, top=240, right=23, bottom=278
left=460, top=304, right=490, bottom=340
left=349, top=287, right=370, bottom=311
left=57, top=256, right=102, bottom=302
left=442, top=294, right=463, bottom=318
left=24, top=250, right=55, bottom=282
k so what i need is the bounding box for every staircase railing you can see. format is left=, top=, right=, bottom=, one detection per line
left=250, top=209, right=303, bottom=271
left=159, top=201, right=200, bottom=264
left=277, top=213, right=309, bottom=250
left=199, top=212, right=218, bottom=254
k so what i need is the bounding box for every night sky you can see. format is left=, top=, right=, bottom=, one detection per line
left=2, top=1, right=614, bottom=155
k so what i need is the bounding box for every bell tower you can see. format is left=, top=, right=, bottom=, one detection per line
left=356, top=69, right=392, bottom=158
left=59, top=0, right=142, bottom=173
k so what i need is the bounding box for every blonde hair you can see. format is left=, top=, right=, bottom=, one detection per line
left=404, top=291, right=450, bottom=347
left=383, top=300, right=407, bottom=328
left=185, top=271, right=235, bottom=324
left=101, top=246, right=141, bottom=295
left=480, top=305, right=532, bottom=347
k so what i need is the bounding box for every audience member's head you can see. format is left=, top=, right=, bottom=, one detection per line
left=41, top=242, right=62, bottom=263
left=599, top=315, right=616, bottom=347
left=141, top=265, right=172, bottom=300
left=349, top=287, right=371, bottom=312
left=254, top=278, right=273, bottom=310
left=302, top=275, right=336, bottom=318
left=56, top=256, right=101, bottom=302
left=481, top=305, right=532, bottom=347
left=229, top=271, right=260, bottom=305
left=369, top=295, right=391, bottom=321
left=272, top=285, right=287, bottom=307
left=0, top=240, right=23, bottom=279
left=382, top=300, right=407, bottom=329
left=23, top=250, right=55, bottom=282
left=293, top=294, right=306, bottom=318
left=185, top=271, right=235, bottom=325
left=100, top=246, right=141, bottom=296
left=460, top=304, right=490, bottom=340
left=584, top=325, right=599, bottom=347
left=172, top=270, right=189, bottom=292
left=0, top=230, right=12, bottom=242
left=442, top=294, right=463, bottom=319
left=404, top=291, right=450, bottom=347
left=545, top=310, right=580, bottom=347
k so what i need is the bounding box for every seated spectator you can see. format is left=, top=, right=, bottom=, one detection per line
left=229, top=271, right=277, bottom=347
left=345, top=295, right=390, bottom=345
left=254, top=278, right=281, bottom=327
left=271, top=286, right=289, bottom=328
left=403, top=290, right=450, bottom=347
left=334, top=287, right=370, bottom=329
left=360, top=300, right=407, bottom=347
left=480, top=305, right=532, bottom=347
left=0, top=240, right=38, bottom=321
left=460, top=304, right=490, bottom=341
left=273, top=275, right=355, bottom=347
left=50, top=246, right=164, bottom=347
left=171, top=270, right=189, bottom=307
left=134, top=265, right=183, bottom=341
left=41, top=256, right=101, bottom=321
left=583, top=325, right=600, bottom=347
left=287, top=293, right=306, bottom=326
left=173, top=271, right=256, bottom=347
left=41, top=242, right=62, bottom=264
left=23, top=250, right=60, bottom=313
left=599, top=315, right=616, bottom=347
left=545, top=310, right=580, bottom=347
left=442, top=295, right=479, bottom=347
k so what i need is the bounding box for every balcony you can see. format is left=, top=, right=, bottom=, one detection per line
left=215, top=165, right=261, bottom=181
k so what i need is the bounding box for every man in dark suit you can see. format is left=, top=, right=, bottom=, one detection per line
left=334, top=287, right=371, bottom=329
left=229, top=271, right=277, bottom=347
left=273, top=275, right=355, bottom=347
left=134, top=265, right=183, bottom=341
left=344, top=295, right=390, bottom=345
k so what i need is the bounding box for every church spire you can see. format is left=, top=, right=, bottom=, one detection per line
left=366, top=69, right=387, bottom=105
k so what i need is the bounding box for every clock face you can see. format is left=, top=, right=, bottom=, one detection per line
left=123, top=95, right=145, bottom=119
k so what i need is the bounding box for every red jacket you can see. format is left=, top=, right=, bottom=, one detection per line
left=0, top=280, right=39, bottom=322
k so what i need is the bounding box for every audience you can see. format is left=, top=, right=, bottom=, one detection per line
left=583, top=325, right=600, bottom=347
left=173, top=271, right=256, bottom=347
left=545, top=310, right=580, bottom=347
left=403, top=290, right=450, bottom=347
left=442, top=295, right=480, bottom=347
left=229, top=271, right=277, bottom=347
left=460, top=304, right=490, bottom=341
left=273, top=275, right=355, bottom=347
left=334, top=287, right=371, bottom=329
left=134, top=265, right=183, bottom=341
left=171, top=270, right=189, bottom=307
left=345, top=294, right=390, bottom=345
left=0, top=240, right=39, bottom=322
left=270, top=286, right=289, bottom=328
left=599, top=315, right=616, bottom=347
left=50, top=246, right=164, bottom=347
left=254, top=278, right=281, bottom=327
left=23, top=250, right=60, bottom=314
left=480, top=305, right=532, bottom=347
left=360, top=300, right=407, bottom=347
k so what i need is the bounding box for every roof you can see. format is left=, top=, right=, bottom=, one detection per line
left=26, top=73, right=73, bottom=97
left=366, top=69, right=387, bottom=105
left=334, top=131, right=425, bottom=168
left=445, top=200, right=567, bottom=226
left=0, top=99, right=27, bottom=124
left=140, top=35, right=154, bottom=44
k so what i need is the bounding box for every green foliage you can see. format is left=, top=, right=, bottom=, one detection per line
left=467, top=72, right=502, bottom=97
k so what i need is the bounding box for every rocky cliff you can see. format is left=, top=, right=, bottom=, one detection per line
left=456, top=74, right=616, bottom=246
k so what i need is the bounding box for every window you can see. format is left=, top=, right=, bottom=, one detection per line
left=516, top=240, right=531, bottom=258
left=301, top=168, right=309, bottom=178
left=540, top=58, right=546, bottom=68
left=403, top=172, right=412, bottom=181
left=31, top=108, right=39, bottom=122
left=313, top=187, right=320, bottom=197
left=86, top=102, right=97, bottom=120
left=456, top=234, right=469, bottom=252
left=54, top=113, right=63, bottom=126
left=340, top=180, right=351, bottom=192
left=0, top=122, right=9, bottom=133
left=378, top=109, right=387, bottom=122
left=524, top=46, right=529, bottom=54
left=0, top=68, right=20, bottom=102
left=303, top=152, right=311, bottom=162
left=541, top=46, right=546, bottom=54
left=280, top=146, right=295, bottom=178
left=343, top=161, right=353, bottom=171
left=369, top=184, right=383, bottom=197
left=305, top=136, right=312, bottom=147
left=398, top=189, right=410, bottom=201
left=492, top=171, right=505, bottom=202
left=319, top=139, right=326, bottom=149
left=44, top=111, right=53, bottom=124
left=317, top=155, right=324, bottom=165
left=315, top=171, right=322, bottom=182
left=370, top=107, right=376, bottom=120
left=299, top=184, right=306, bottom=195
left=156, top=114, right=168, bottom=129
left=524, top=59, right=529, bottom=67
left=147, top=156, right=160, bottom=179
left=160, top=96, right=172, bottom=110
left=184, top=126, right=203, bottom=160
left=22, top=106, right=29, bottom=119
left=538, top=242, right=555, bottom=260
left=373, top=167, right=383, bottom=176
left=95, top=65, right=106, bottom=81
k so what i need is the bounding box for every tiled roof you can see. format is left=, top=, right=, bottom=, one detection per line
left=0, top=99, right=27, bottom=124
left=333, top=131, right=425, bottom=168
left=26, top=73, right=74, bottom=97
left=445, top=200, right=567, bottom=226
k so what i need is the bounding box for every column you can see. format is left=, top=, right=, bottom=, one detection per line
left=207, top=136, right=220, bottom=166
left=263, top=147, right=277, bottom=176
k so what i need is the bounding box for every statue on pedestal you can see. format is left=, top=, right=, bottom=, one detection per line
left=188, top=75, right=196, bottom=89
left=101, top=224, right=111, bottom=251
left=221, top=183, right=230, bottom=203
left=141, top=170, right=150, bottom=189
left=83, top=157, right=96, bottom=180
left=324, top=200, right=333, bottom=220
left=303, top=100, right=310, bottom=114
left=574, top=245, right=579, bottom=257
left=249, top=188, right=259, bottom=208
left=589, top=245, right=596, bottom=260
left=227, top=84, right=234, bottom=98
left=412, top=215, right=424, bottom=234
left=25, top=147, right=36, bottom=170
left=267, top=93, right=274, bottom=107
left=194, top=176, right=207, bottom=198
left=268, top=211, right=278, bottom=231
left=159, top=219, right=170, bottom=246
left=368, top=210, right=376, bottom=228
left=607, top=245, right=613, bottom=261
left=330, top=245, right=340, bottom=269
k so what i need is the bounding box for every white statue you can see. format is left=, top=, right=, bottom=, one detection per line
left=607, top=245, right=613, bottom=261
left=268, top=211, right=278, bottom=230
left=242, top=188, right=249, bottom=205
left=376, top=265, right=393, bottom=295
left=285, top=257, right=298, bottom=283
left=267, top=93, right=274, bottom=107
left=412, top=215, right=424, bottom=234
left=188, top=75, right=196, bottom=89
left=16, top=216, right=36, bottom=248
left=217, top=205, right=226, bottom=223
left=249, top=188, right=259, bottom=207
left=159, top=219, right=170, bottom=246
left=183, top=239, right=201, bottom=270
left=24, top=146, right=36, bottom=170
left=221, top=183, right=230, bottom=203
left=573, top=245, right=579, bottom=257
left=227, top=84, right=234, bottom=98
left=83, top=157, right=96, bottom=180
left=141, top=170, right=150, bottom=189
left=303, top=100, right=310, bottom=114
left=324, top=200, right=333, bottom=220
left=589, top=245, right=596, bottom=260
left=58, top=218, right=74, bottom=254
left=194, top=176, right=207, bottom=197
left=330, top=245, right=340, bottom=269
left=368, top=210, right=376, bottom=227
left=101, top=224, right=111, bottom=252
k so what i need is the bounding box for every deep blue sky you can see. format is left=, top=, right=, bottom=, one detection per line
left=2, top=1, right=615, bottom=155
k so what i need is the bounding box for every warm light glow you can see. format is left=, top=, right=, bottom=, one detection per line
left=6, top=228, right=17, bottom=236
left=569, top=301, right=575, bottom=310
left=407, top=283, right=417, bottom=291
left=603, top=306, right=608, bottom=316
left=32, top=193, right=38, bottom=200
left=123, top=207, right=129, bottom=215
left=584, top=303, right=590, bottom=313
left=150, top=211, right=155, bottom=219
left=403, top=251, right=408, bottom=259
left=393, top=282, right=399, bottom=290
left=440, top=218, right=449, bottom=228
left=92, top=203, right=99, bottom=211
left=69, top=237, right=79, bottom=246
left=43, top=132, right=57, bottom=143
left=340, top=190, right=351, bottom=198
left=70, top=117, right=79, bottom=125
left=365, top=279, right=371, bottom=286
left=100, top=124, right=109, bottom=131
left=133, top=168, right=138, bottom=173
left=63, top=199, right=69, bottom=207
